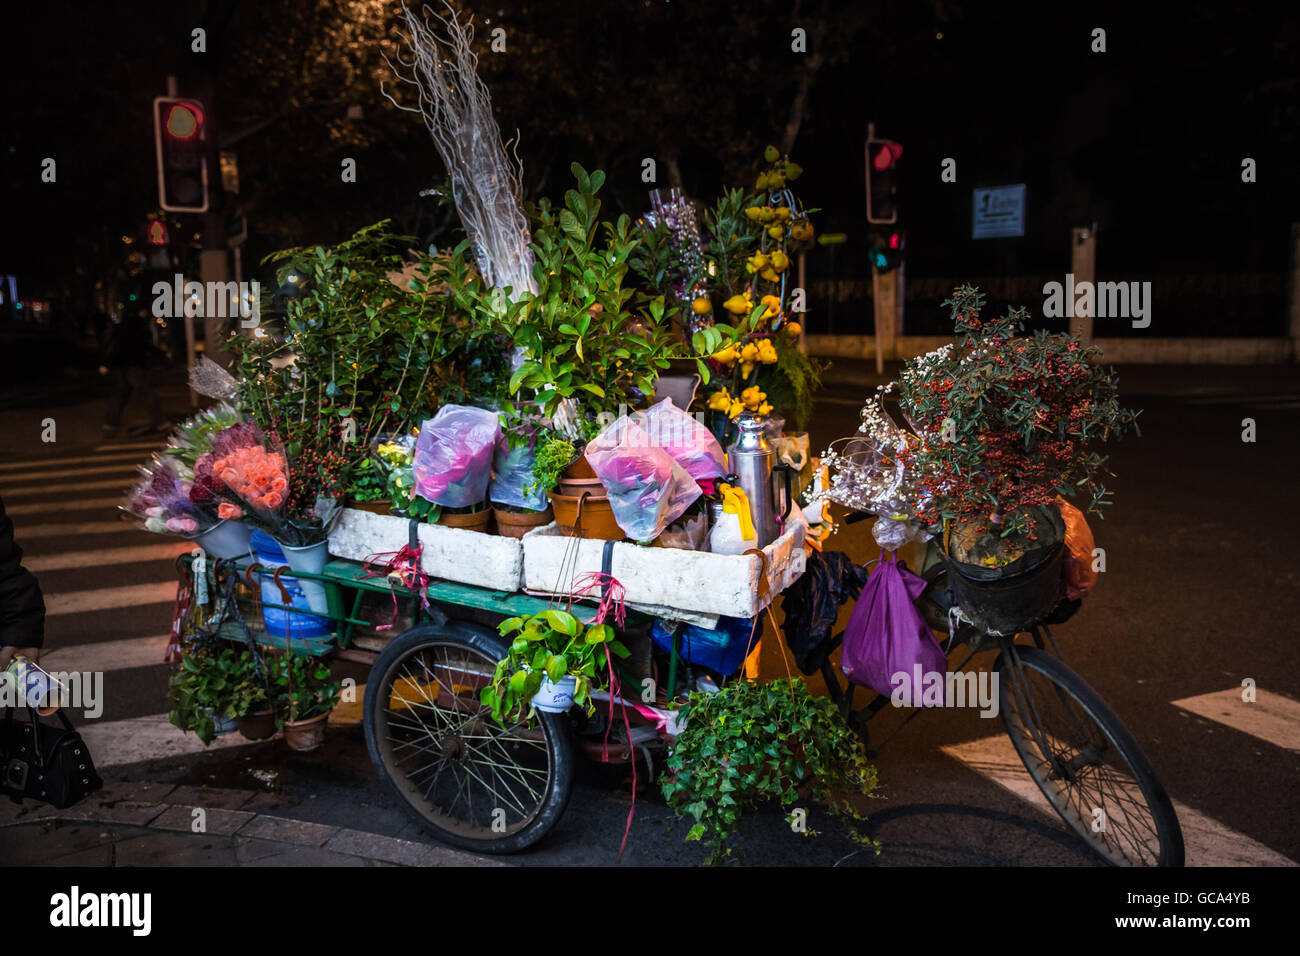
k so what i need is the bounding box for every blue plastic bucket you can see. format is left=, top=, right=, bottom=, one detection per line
left=248, top=530, right=332, bottom=640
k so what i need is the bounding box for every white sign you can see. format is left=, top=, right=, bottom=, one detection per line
left=972, top=184, right=1025, bottom=239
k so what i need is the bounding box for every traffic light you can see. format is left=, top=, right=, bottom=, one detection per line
left=153, top=97, right=209, bottom=213
left=865, top=137, right=902, bottom=224
left=147, top=220, right=168, bottom=245
left=869, top=230, right=904, bottom=273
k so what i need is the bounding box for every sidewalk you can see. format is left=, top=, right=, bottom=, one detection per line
left=0, top=779, right=508, bottom=867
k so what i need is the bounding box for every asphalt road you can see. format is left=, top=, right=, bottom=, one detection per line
left=1, top=360, right=1296, bottom=867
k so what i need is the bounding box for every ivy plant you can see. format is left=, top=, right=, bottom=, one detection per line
left=661, top=679, right=881, bottom=865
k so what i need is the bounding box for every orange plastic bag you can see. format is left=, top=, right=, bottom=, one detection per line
left=1057, top=497, right=1098, bottom=600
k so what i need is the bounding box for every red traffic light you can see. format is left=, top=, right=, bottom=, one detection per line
left=148, top=221, right=168, bottom=245
left=872, top=140, right=903, bottom=171
left=165, top=102, right=203, bottom=140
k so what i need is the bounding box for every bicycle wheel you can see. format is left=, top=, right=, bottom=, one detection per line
left=364, top=622, right=575, bottom=853
left=995, top=645, right=1184, bottom=866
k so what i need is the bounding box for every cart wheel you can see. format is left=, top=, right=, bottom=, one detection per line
left=995, top=645, right=1184, bottom=867
left=364, top=622, right=574, bottom=854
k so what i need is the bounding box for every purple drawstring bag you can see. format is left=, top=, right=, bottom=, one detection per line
left=840, top=550, right=949, bottom=705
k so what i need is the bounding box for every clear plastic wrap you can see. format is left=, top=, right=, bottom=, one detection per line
left=656, top=511, right=710, bottom=551
left=412, top=405, right=502, bottom=508
left=585, top=415, right=702, bottom=542
left=489, top=436, right=549, bottom=511
left=637, top=398, right=725, bottom=483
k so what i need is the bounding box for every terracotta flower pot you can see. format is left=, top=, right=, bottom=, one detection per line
left=492, top=505, right=554, bottom=539
left=435, top=507, right=492, bottom=533
left=548, top=491, right=624, bottom=541
left=563, top=455, right=597, bottom=480
left=349, top=499, right=392, bottom=515
left=557, top=475, right=605, bottom=497
left=284, top=711, right=329, bottom=752
left=236, top=709, right=276, bottom=741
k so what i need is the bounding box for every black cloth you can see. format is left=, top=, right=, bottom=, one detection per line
left=0, top=497, right=45, bottom=649
left=780, top=550, right=869, bottom=675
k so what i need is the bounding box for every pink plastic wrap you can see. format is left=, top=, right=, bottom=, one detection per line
left=585, top=416, right=701, bottom=542
left=412, top=405, right=502, bottom=508
left=638, top=398, right=725, bottom=482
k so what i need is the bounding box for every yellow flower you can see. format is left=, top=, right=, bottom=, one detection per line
left=757, top=340, right=779, bottom=365
left=740, top=361, right=756, bottom=378
left=769, top=250, right=789, bottom=272
left=708, top=389, right=732, bottom=411
left=727, top=401, right=745, bottom=419
left=723, top=293, right=752, bottom=315
left=712, top=345, right=738, bottom=366
left=758, top=402, right=773, bottom=416
left=745, top=251, right=769, bottom=274
left=759, top=295, right=781, bottom=320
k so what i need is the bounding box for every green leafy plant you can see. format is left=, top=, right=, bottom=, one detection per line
left=526, top=429, right=576, bottom=497
left=896, top=284, right=1141, bottom=551
left=269, top=652, right=342, bottom=725
left=168, top=646, right=266, bottom=745
left=661, top=679, right=880, bottom=865
left=487, top=164, right=682, bottom=422
left=481, top=610, right=629, bottom=725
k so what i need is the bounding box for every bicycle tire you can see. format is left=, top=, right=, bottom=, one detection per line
left=995, top=645, right=1184, bottom=867
left=364, top=622, right=575, bottom=854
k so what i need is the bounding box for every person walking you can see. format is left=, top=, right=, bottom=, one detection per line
left=101, top=306, right=166, bottom=438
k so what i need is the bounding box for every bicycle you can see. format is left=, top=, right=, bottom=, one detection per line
left=812, top=524, right=1185, bottom=867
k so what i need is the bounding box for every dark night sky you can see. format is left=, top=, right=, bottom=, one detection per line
left=2, top=0, right=1296, bottom=332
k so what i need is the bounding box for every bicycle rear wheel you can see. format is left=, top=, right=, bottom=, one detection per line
left=364, top=622, right=574, bottom=853
left=995, top=645, right=1184, bottom=866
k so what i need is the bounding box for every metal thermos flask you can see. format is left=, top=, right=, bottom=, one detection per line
left=726, top=415, right=780, bottom=548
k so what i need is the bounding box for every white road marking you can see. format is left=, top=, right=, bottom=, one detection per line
left=24, top=541, right=193, bottom=573
left=0, top=477, right=136, bottom=497
left=0, top=462, right=142, bottom=482
left=44, top=581, right=177, bottom=616
left=40, top=634, right=171, bottom=673
left=941, top=734, right=1297, bottom=866
left=78, top=713, right=254, bottom=768
left=1172, top=687, right=1300, bottom=754
left=0, top=450, right=150, bottom=471
left=10, top=520, right=135, bottom=539
left=3, top=497, right=123, bottom=516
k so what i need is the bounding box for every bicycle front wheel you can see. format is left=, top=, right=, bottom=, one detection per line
left=995, top=645, right=1184, bottom=867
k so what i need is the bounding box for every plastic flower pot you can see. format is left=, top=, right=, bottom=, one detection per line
left=548, top=491, right=623, bottom=541
left=279, top=539, right=331, bottom=617
left=939, top=541, right=1066, bottom=636
left=209, top=710, right=239, bottom=736
left=492, top=505, right=553, bottom=539
left=283, top=711, right=329, bottom=752
left=236, top=709, right=276, bottom=741
left=435, top=507, right=492, bottom=533
left=193, top=519, right=253, bottom=561
left=531, top=675, right=577, bottom=714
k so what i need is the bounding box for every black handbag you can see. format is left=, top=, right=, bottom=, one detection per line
left=0, top=707, right=103, bottom=809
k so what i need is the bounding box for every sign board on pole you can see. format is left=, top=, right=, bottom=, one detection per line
left=972, top=184, right=1026, bottom=239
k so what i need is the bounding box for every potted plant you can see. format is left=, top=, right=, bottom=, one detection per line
left=489, top=415, right=555, bottom=538
left=231, top=656, right=275, bottom=741
left=660, top=679, right=881, bottom=865
left=168, top=645, right=264, bottom=745
left=894, top=285, right=1141, bottom=632
left=270, top=652, right=342, bottom=752
left=480, top=610, right=629, bottom=724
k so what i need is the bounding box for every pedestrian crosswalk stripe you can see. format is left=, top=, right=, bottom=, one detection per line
left=0, top=477, right=138, bottom=497
left=79, top=713, right=253, bottom=768
left=40, top=634, right=171, bottom=673
left=24, top=541, right=194, bottom=573
left=1172, top=687, right=1300, bottom=754
left=4, top=497, right=123, bottom=516
left=0, top=450, right=150, bottom=471
left=940, top=734, right=1297, bottom=866
left=10, top=520, right=134, bottom=539
left=0, top=462, right=142, bottom=482
left=44, top=581, right=177, bottom=616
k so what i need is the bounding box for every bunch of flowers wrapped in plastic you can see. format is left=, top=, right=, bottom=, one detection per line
left=122, top=457, right=217, bottom=537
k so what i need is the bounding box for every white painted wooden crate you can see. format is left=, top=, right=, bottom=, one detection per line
left=522, top=512, right=806, bottom=626
left=328, top=508, right=523, bottom=593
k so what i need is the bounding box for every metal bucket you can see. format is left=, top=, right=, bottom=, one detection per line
left=940, top=541, right=1065, bottom=636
